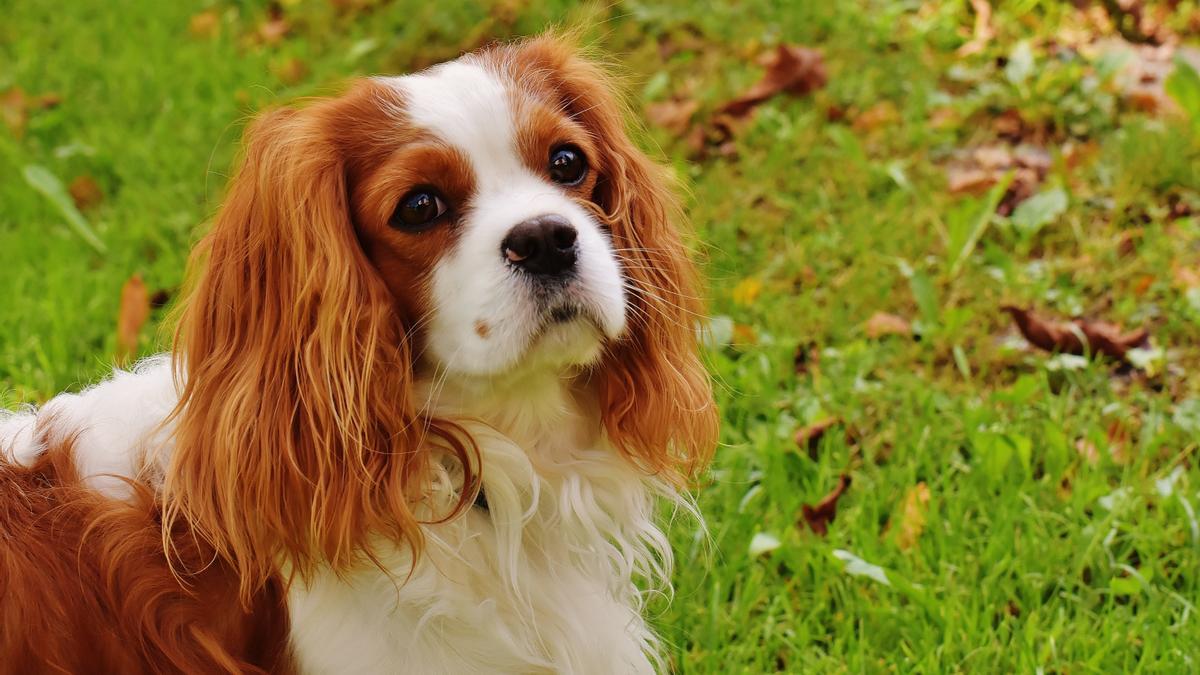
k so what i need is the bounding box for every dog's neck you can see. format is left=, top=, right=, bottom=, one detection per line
left=415, top=364, right=600, bottom=455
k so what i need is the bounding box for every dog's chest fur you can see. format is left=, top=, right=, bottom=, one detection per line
left=1, top=359, right=671, bottom=674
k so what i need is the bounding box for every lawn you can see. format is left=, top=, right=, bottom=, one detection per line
left=3, top=0, right=1200, bottom=672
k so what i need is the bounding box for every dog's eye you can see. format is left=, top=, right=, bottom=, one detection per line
left=548, top=145, right=587, bottom=186
left=391, top=189, right=447, bottom=230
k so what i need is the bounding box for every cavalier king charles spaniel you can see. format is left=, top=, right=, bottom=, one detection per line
left=0, top=35, right=717, bottom=674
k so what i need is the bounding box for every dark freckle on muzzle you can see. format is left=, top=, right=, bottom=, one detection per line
left=474, top=320, right=490, bottom=339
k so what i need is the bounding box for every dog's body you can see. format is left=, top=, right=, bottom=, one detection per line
left=1, top=36, right=715, bottom=674
left=2, top=357, right=671, bottom=673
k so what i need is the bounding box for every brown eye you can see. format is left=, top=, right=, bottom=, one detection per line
left=548, top=145, right=587, bottom=185
left=391, top=189, right=447, bottom=230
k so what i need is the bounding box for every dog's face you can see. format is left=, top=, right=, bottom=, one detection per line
left=169, top=36, right=717, bottom=589
left=353, top=58, right=628, bottom=377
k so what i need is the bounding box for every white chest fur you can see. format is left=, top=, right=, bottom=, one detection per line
left=1, top=360, right=678, bottom=674
left=287, top=375, right=675, bottom=674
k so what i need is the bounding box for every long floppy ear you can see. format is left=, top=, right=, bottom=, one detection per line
left=164, top=96, right=472, bottom=601
left=511, top=36, right=719, bottom=485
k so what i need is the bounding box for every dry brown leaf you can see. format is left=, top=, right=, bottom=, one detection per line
left=946, top=167, right=996, bottom=194
left=864, top=312, right=911, bottom=339
left=273, top=57, right=308, bottom=85
left=646, top=98, right=699, bottom=136
left=851, top=101, right=899, bottom=133
left=945, top=144, right=1051, bottom=214
left=188, top=10, right=220, bottom=39
left=1172, top=262, right=1200, bottom=289
left=992, top=109, right=1024, bottom=140
left=1106, top=419, right=1134, bottom=465
left=716, top=44, right=826, bottom=118
left=928, top=106, right=959, bottom=129
left=1117, top=228, right=1143, bottom=257
left=793, top=341, right=820, bottom=377
left=116, top=274, right=150, bottom=364
left=894, top=482, right=931, bottom=550
left=1075, top=438, right=1100, bottom=465
left=731, top=323, right=758, bottom=346
left=1001, top=305, right=1150, bottom=363
left=1, top=87, right=28, bottom=137
left=799, top=474, right=851, bottom=537
left=957, top=0, right=995, bottom=57
left=2, top=87, right=65, bottom=138
left=259, top=18, right=290, bottom=44
left=68, top=175, right=104, bottom=211
left=795, top=417, right=841, bottom=455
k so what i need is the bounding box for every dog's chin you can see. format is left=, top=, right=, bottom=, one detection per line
left=525, top=312, right=607, bottom=369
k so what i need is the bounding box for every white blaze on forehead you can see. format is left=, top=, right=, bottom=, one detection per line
left=390, top=61, right=525, bottom=192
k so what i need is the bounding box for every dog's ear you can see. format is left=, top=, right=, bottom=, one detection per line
left=165, top=93, right=473, bottom=600
left=510, top=36, right=718, bottom=485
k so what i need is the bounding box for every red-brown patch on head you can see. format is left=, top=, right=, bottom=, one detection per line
left=508, top=93, right=600, bottom=201
left=482, top=35, right=719, bottom=485
left=343, top=82, right=478, bottom=339
left=166, top=79, right=479, bottom=602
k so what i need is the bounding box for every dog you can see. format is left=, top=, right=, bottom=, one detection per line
left=0, top=35, right=717, bottom=674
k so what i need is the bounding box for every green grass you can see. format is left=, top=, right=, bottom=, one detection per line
left=4, top=1, right=1200, bottom=672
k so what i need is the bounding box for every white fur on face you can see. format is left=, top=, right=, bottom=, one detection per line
left=386, top=61, right=626, bottom=377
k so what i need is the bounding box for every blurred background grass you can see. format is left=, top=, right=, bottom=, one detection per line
left=4, top=0, right=1200, bottom=671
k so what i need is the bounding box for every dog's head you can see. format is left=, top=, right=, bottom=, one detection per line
left=166, top=35, right=717, bottom=594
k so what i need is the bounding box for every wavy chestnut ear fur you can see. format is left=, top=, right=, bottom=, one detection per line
left=165, top=91, right=475, bottom=602
left=504, top=36, right=719, bottom=485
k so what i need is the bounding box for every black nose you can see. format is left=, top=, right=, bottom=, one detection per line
left=501, top=214, right=578, bottom=277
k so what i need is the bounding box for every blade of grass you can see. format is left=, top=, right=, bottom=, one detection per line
left=22, top=164, right=107, bottom=255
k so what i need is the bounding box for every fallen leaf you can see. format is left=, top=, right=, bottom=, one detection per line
left=1172, top=262, right=1200, bottom=289
left=945, top=144, right=1051, bottom=215
left=851, top=101, right=899, bottom=133
left=1, top=87, right=27, bottom=137
left=1075, top=438, right=1100, bottom=465
left=957, top=0, right=995, bottom=57
left=893, top=482, right=931, bottom=550
left=799, top=473, right=851, bottom=536
left=272, top=57, right=308, bottom=85
left=258, top=16, right=290, bottom=45
left=1106, top=419, right=1134, bottom=465
left=1098, top=0, right=1172, bottom=45
left=864, top=312, right=911, bottom=338
left=716, top=44, right=826, bottom=118
left=794, top=417, right=841, bottom=457
left=731, top=323, right=758, bottom=346
left=645, top=98, right=699, bottom=135
left=793, top=341, right=820, bottom=377
left=188, top=9, right=220, bottom=39
left=992, top=109, right=1024, bottom=140
left=68, top=175, right=103, bottom=211
left=116, top=274, right=150, bottom=364
left=731, top=277, right=763, bottom=305
left=1117, top=228, right=1143, bottom=257
left=1001, top=306, right=1150, bottom=363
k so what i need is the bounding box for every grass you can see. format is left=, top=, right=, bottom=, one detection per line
left=3, top=0, right=1200, bottom=671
